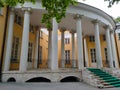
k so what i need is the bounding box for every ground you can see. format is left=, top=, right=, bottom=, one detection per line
left=0, top=82, right=120, bottom=90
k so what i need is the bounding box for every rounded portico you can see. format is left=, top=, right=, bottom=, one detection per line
left=2, top=1, right=119, bottom=82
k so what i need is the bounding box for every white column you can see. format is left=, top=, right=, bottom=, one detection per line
left=34, top=28, right=39, bottom=69
left=51, top=18, right=58, bottom=70
left=71, top=32, right=76, bottom=68
left=19, top=8, right=31, bottom=72
left=104, top=26, right=113, bottom=68
left=60, top=30, right=65, bottom=68
left=4, top=8, right=15, bottom=71
left=92, top=20, right=103, bottom=68
left=84, top=37, right=89, bottom=67
left=48, top=29, right=52, bottom=68
left=74, top=14, right=84, bottom=69
left=110, top=31, right=119, bottom=68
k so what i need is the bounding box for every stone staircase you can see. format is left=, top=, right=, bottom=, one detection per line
left=87, top=68, right=120, bottom=88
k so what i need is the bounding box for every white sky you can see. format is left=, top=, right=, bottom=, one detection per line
left=78, top=0, right=120, bottom=18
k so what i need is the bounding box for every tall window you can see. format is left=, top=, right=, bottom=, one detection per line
left=65, top=38, right=70, bottom=44
left=89, top=36, right=95, bottom=42
left=65, top=50, right=70, bottom=64
left=103, top=35, right=106, bottom=41
left=30, top=25, right=34, bottom=33
left=104, top=48, right=108, bottom=63
left=90, top=48, right=96, bottom=63
left=15, top=14, right=22, bottom=25
left=118, top=33, right=120, bottom=40
left=11, top=37, right=20, bottom=62
left=38, top=46, right=42, bottom=64
left=28, top=42, right=33, bottom=62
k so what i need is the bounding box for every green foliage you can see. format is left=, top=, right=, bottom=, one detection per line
left=0, top=0, right=35, bottom=7
left=0, top=0, right=78, bottom=29
left=105, top=0, right=120, bottom=7
left=115, top=16, right=120, bottom=23
left=41, top=0, right=78, bottom=29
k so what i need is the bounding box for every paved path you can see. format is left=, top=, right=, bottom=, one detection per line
left=0, top=82, right=120, bottom=90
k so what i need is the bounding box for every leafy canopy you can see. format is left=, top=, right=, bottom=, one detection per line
left=0, top=0, right=78, bottom=29
left=115, top=16, right=120, bottom=23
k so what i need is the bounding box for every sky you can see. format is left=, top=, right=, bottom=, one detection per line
left=78, top=0, right=120, bottom=18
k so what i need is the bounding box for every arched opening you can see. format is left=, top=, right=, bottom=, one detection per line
left=26, top=77, right=51, bottom=82
left=60, top=76, right=80, bottom=82
left=7, top=77, right=16, bottom=82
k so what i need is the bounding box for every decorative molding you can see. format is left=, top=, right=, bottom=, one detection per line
left=22, top=7, right=32, bottom=13
left=91, top=19, right=100, bottom=24
left=59, top=27, right=66, bottom=32
left=69, top=30, right=76, bottom=34
left=103, top=25, right=109, bottom=30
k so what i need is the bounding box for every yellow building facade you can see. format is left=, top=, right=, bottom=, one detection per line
left=0, top=7, right=120, bottom=71
left=0, top=2, right=120, bottom=83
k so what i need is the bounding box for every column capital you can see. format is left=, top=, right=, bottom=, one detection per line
left=35, top=25, right=40, bottom=30
left=74, top=14, right=83, bottom=20
left=103, top=25, right=110, bottom=29
left=110, top=30, right=114, bottom=34
left=48, top=28, right=52, bottom=31
left=22, top=7, right=32, bottom=13
left=47, top=29, right=52, bottom=31
left=10, top=7, right=15, bottom=12
left=60, top=27, right=66, bottom=32
left=92, top=19, right=100, bottom=24
left=70, top=30, right=76, bottom=34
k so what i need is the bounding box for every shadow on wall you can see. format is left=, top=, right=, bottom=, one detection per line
left=26, top=77, right=51, bottom=83
left=60, top=76, right=80, bottom=82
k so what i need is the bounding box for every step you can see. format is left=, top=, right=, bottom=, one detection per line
left=102, top=78, right=116, bottom=80
left=105, top=79, right=119, bottom=82
left=91, top=71, right=107, bottom=74
left=93, top=72, right=107, bottom=74
left=104, top=85, right=113, bottom=88
left=108, top=80, right=120, bottom=84
left=102, top=77, right=116, bottom=79
left=111, top=83, right=120, bottom=87
left=94, top=73, right=109, bottom=76
left=87, top=68, right=120, bottom=88
left=87, top=68, right=100, bottom=70
left=98, top=75, right=112, bottom=77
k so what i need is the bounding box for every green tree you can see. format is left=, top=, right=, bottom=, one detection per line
left=0, top=0, right=78, bottom=29
left=115, top=16, right=120, bottom=23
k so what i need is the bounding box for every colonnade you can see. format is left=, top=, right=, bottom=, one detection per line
left=4, top=8, right=119, bottom=72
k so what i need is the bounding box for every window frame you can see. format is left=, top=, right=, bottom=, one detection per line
left=104, top=48, right=108, bottom=63
left=30, top=25, right=34, bottom=33
left=103, top=35, right=106, bottom=41
left=118, top=33, right=120, bottom=40
left=89, top=36, right=95, bottom=42
left=90, top=48, right=96, bottom=63
left=38, top=46, right=42, bottom=64
left=65, top=38, right=70, bottom=44
left=11, top=37, right=20, bottom=63
left=15, top=14, right=22, bottom=26
left=65, top=50, right=70, bottom=64
left=28, top=42, right=33, bottom=62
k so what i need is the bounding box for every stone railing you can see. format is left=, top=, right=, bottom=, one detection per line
left=82, top=68, right=104, bottom=88
left=103, top=68, right=120, bottom=78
